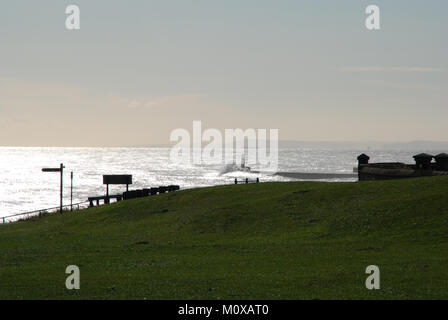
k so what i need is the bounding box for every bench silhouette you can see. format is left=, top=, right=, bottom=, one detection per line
left=88, top=194, right=123, bottom=207
left=122, top=185, right=180, bottom=200
left=88, top=185, right=181, bottom=207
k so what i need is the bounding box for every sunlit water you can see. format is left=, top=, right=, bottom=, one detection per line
left=0, top=147, right=442, bottom=218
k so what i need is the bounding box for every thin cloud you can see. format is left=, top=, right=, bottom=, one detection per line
left=338, top=66, right=443, bottom=73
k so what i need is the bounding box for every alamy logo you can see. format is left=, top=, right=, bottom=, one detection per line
left=65, top=265, right=80, bottom=290
left=65, top=5, right=80, bottom=30
left=365, top=265, right=380, bottom=290
left=365, top=5, right=380, bottom=30
left=170, top=121, right=278, bottom=173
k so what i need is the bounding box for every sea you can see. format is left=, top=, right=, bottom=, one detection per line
left=0, top=147, right=443, bottom=219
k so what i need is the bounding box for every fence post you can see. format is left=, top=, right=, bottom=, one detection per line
left=60, top=163, right=64, bottom=214
left=71, top=171, right=73, bottom=211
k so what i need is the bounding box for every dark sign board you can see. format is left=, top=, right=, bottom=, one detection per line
left=42, top=168, right=62, bottom=172
left=103, top=175, right=132, bottom=185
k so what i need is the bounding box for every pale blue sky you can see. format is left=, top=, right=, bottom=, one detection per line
left=1, top=1, right=447, bottom=146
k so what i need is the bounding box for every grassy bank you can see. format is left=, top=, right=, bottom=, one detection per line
left=1, top=177, right=448, bottom=299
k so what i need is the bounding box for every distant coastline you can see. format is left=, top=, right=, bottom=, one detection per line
left=2, top=140, right=448, bottom=150
left=275, top=172, right=357, bottom=180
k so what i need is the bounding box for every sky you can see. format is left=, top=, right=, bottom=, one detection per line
left=0, top=0, right=447, bottom=146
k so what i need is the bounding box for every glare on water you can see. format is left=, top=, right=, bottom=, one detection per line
left=0, top=147, right=430, bottom=218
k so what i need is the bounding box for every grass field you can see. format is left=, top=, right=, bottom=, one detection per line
left=1, top=177, right=448, bottom=299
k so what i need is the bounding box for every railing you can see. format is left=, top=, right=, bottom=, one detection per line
left=1, top=201, right=90, bottom=224
left=234, top=177, right=260, bottom=184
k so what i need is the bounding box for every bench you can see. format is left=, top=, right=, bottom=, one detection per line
left=88, top=194, right=123, bottom=207
left=234, top=178, right=260, bottom=184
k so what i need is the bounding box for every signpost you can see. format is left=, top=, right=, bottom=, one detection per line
left=42, top=163, right=65, bottom=214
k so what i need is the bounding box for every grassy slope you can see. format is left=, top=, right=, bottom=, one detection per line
left=1, top=177, right=448, bottom=299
